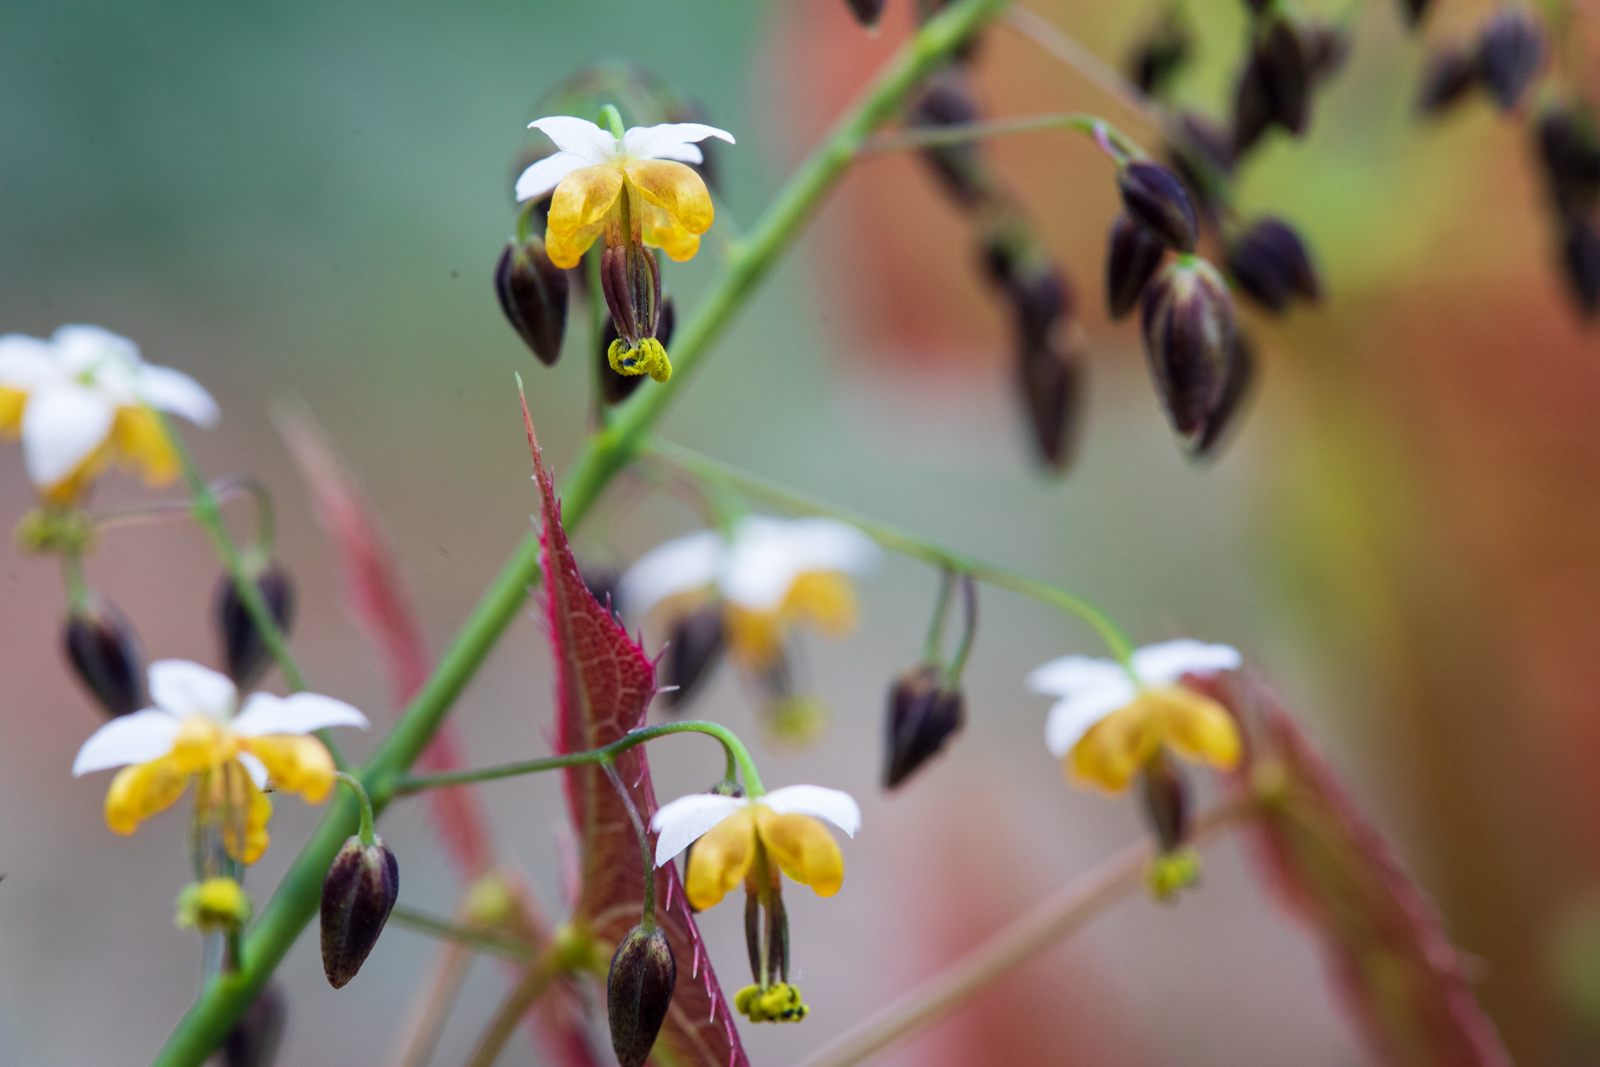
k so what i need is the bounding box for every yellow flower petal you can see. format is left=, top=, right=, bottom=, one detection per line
left=754, top=809, right=844, bottom=897
left=110, top=405, right=179, bottom=486
left=1069, top=700, right=1162, bottom=793
left=723, top=605, right=785, bottom=669
left=623, top=160, right=714, bottom=236
left=782, top=571, right=858, bottom=638
left=203, top=762, right=274, bottom=866
left=241, top=734, right=337, bottom=803
left=684, top=807, right=757, bottom=910
left=1149, top=685, right=1241, bottom=771
left=640, top=201, right=701, bottom=262
left=104, top=754, right=193, bottom=835
left=169, top=715, right=238, bottom=775
left=0, top=387, right=25, bottom=436
left=42, top=445, right=113, bottom=507
left=546, top=164, right=624, bottom=267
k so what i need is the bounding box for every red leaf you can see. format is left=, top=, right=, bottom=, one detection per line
left=1200, top=673, right=1513, bottom=1067
left=523, top=397, right=750, bottom=1067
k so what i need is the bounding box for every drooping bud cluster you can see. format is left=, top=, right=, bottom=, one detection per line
left=1141, top=257, right=1241, bottom=449
left=1125, top=3, right=1193, bottom=99
left=1107, top=212, right=1170, bottom=320
left=1537, top=107, right=1600, bottom=314
left=1416, top=11, right=1546, bottom=119
left=1232, top=11, right=1347, bottom=155
left=64, top=595, right=146, bottom=718
left=883, top=663, right=965, bottom=788
left=319, top=833, right=399, bottom=989
left=1117, top=161, right=1198, bottom=253
left=214, top=562, right=295, bottom=689
left=606, top=925, right=678, bottom=1067
left=495, top=235, right=570, bottom=366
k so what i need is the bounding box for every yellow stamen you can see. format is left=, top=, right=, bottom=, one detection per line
left=105, top=754, right=195, bottom=835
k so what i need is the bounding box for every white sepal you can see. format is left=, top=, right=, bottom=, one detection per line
left=72, top=709, right=182, bottom=776
left=232, top=692, right=369, bottom=737
left=237, top=752, right=271, bottom=790
left=619, top=529, right=724, bottom=617
left=721, top=516, right=878, bottom=611
left=515, top=152, right=589, bottom=203
left=137, top=364, right=219, bottom=427
left=621, top=122, right=736, bottom=162
left=649, top=792, right=748, bottom=867
left=760, top=784, right=860, bottom=837
left=1131, top=639, right=1241, bottom=686
left=1026, top=655, right=1128, bottom=698
left=21, top=384, right=116, bottom=487
left=0, top=335, right=59, bottom=389
left=149, top=660, right=238, bottom=721
left=526, top=116, right=619, bottom=163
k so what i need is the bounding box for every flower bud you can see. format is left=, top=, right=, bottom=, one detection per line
left=883, top=663, right=966, bottom=789
left=1139, top=749, right=1191, bottom=854
left=1226, top=216, right=1320, bottom=313
left=176, top=877, right=253, bottom=935
left=215, top=563, right=296, bottom=690
left=495, top=237, right=570, bottom=366
left=1400, top=0, right=1433, bottom=29
left=600, top=297, right=676, bottom=406
left=1141, top=257, right=1238, bottom=441
left=1303, top=22, right=1351, bottom=84
left=1166, top=112, right=1234, bottom=222
left=1477, top=10, right=1544, bottom=113
left=1191, top=331, right=1257, bottom=460
left=908, top=69, right=986, bottom=208
left=661, top=601, right=725, bottom=712
left=1118, top=161, right=1198, bottom=252
left=222, top=983, right=287, bottom=1067
left=1236, top=16, right=1312, bottom=151
left=1562, top=217, right=1600, bottom=316
left=1126, top=5, right=1193, bottom=98
left=320, top=834, right=399, bottom=989
left=1106, top=212, right=1169, bottom=319
left=842, top=0, right=886, bottom=28
left=606, top=925, right=677, bottom=1067
left=1537, top=107, right=1600, bottom=218
left=1416, top=47, right=1480, bottom=116
left=1018, top=339, right=1085, bottom=474
left=64, top=595, right=146, bottom=718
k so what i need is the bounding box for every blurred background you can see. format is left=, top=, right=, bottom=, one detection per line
left=1, top=1, right=1597, bottom=1065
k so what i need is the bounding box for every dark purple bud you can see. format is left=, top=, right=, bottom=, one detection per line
left=495, top=237, right=570, bottom=366
left=661, top=601, right=724, bottom=712
left=909, top=69, right=987, bottom=209
left=600, top=297, right=674, bottom=406
left=320, top=834, right=399, bottom=989
left=1478, top=10, right=1544, bottom=113
left=842, top=0, right=887, bottom=28
left=1191, top=330, right=1258, bottom=460
left=215, top=563, right=295, bottom=690
left=607, top=925, right=677, bottom=1067
left=1141, top=257, right=1238, bottom=441
left=1303, top=22, right=1351, bottom=84
left=64, top=596, right=146, bottom=718
left=1400, top=0, right=1433, bottom=29
left=1232, top=56, right=1275, bottom=157
left=1416, top=47, right=1481, bottom=116
left=1019, top=342, right=1086, bottom=474
left=1140, top=749, right=1191, bottom=855
left=1537, top=107, right=1600, bottom=217
left=1242, top=0, right=1270, bottom=13
left=884, top=663, right=967, bottom=788
left=1118, top=161, right=1199, bottom=252
left=222, top=983, right=287, bottom=1067
left=1107, top=212, right=1169, bottom=319
left=1562, top=217, right=1600, bottom=316
left=1006, top=264, right=1071, bottom=355
left=1226, top=216, right=1320, bottom=313
left=600, top=242, right=662, bottom=349
left=1126, top=5, right=1193, bottom=98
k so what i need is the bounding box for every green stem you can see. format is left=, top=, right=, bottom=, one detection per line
left=388, top=905, right=537, bottom=962
left=647, top=437, right=1135, bottom=663
left=61, top=550, right=91, bottom=614
left=602, top=760, right=657, bottom=932
left=334, top=772, right=375, bottom=846
left=864, top=111, right=1140, bottom=157
left=587, top=247, right=609, bottom=426
left=947, top=575, right=978, bottom=683
left=921, top=570, right=955, bottom=664
left=463, top=942, right=565, bottom=1067
left=149, top=4, right=1005, bottom=1062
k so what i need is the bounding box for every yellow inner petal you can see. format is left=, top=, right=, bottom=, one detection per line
left=755, top=808, right=844, bottom=897
left=545, top=163, right=624, bottom=268
left=110, top=405, right=180, bottom=486
left=0, top=387, right=25, bottom=436
left=1069, top=699, right=1163, bottom=793
left=622, top=159, right=714, bottom=236
left=104, top=754, right=194, bottom=835
left=241, top=734, right=337, bottom=803
left=783, top=571, right=858, bottom=638
left=723, top=605, right=785, bottom=669
left=641, top=202, right=701, bottom=262
left=684, top=807, right=758, bottom=911
left=1148, top=685, right=1240, bottom=771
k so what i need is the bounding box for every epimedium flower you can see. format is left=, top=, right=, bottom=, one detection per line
left=620, top=516, right=880, bottom=675
left=1028, top=639, right=1242, bottom=793
left=71, top=659, right=368, bottom=865
left=0, top=325, right=218, bottom=506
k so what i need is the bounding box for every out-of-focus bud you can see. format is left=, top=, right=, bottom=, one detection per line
left=1140, top=749, right=1191, bottom=854
left=998, top=260, right=1085, bottom=473
left=215, top=562, right=295, bottom=690
left=1141, top=257, right=1238, bottom=441
left=222, top=983, right=287, bottom=1067
left=1107, top=212, right=1169, bottom=319
left=1477, top=10, right=1544, bottom=113
left=495, top=237, right=570, bottom=366
left=1126, top=5, right=1193, bottom=98
left=1238, top=16, right=1312, bottom=151
left=1166, top=112, right=1235, bottom=223
left=1416, top=47, right=1481, bottom=116
left=1226, top=216, right=1320, bottom=313
left=908, top=68, right=987, bottom=209
left=1019, top=342, right=1085, bottom=474
left=600, top=297, right=676, bottom=406
left=1118, top=161, right=1199, bottom=252
left=64, top=595, right=146, bottom=718
left=661, top=601, right=725, bottom=712
left=1191, top=331, right=1258, bottom=460
left=1303, top=22, right=1351, bottom=84
left=1537, top=107, right=1600, bottom=218
left=842, top=0, right=887, bottom=28
left=607, top=925, right=678, bottom=1067
left=1562, top=217, right=1600, bottom=316
left=1400, top=0, right=1433, bottom=29
left=176, top=877, right=253, bottom=935
left=320, top=834, right=400, bottom=989
left=883, top=663, right=966, bottom=789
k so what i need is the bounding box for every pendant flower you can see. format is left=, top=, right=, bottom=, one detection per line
left=651, top=784, right=861, bottom=911
left=515, top=116, right=735, bottom=269
left=72, top=660, right=368, bottom=864
left=0, top=325, right=218, bottom=505
left=620, top=516, right=880, bottom=671
left=1028, top=639, right=1242, bottom=793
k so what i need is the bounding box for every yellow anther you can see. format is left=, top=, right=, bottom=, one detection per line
left=607, top=338, right=672, bottom=383
left=1145, top=847, right=1202, bottom=903
left=175, top=877, right=253, bottom=935
left=735, top=983, right=809, bottom=1023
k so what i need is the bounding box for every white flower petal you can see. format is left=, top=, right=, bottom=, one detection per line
left=1025, top=654, right=1128, bottom=698
left=149, top=660, right=238, bottom=720
left=649, top=792, right=748, bottom=866
left=138, top=364, right=218, bottom=427
left=760, top=784, right=860, bottom=837
left=233, top=692, right=369, bottom=737
left=527, top=116, right=618, bottom=164
left=53, top=325, right=140, bottom=374
left=646, top=142, right=704, bottom=165
left=622, top=122, right=736, bottom=161
left=720, top=516, right=879, bottom=610
left=236, top=751, right=270, bottom=790
left=20, top=383, right=116, bottom=487
left=515, top=152, right=589, bottom=203
left=618, top=530, right=725, bottom=617
left=72, top=709, right=182, bottom=776
left=1131, top=639, right=1241, bottom=686
left=0, top=335, right=61, bottom=389
left=1043, top=679, right=1137, bottom=758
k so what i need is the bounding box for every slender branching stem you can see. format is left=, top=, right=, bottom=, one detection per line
left=1002, top=7, right=1163, bottom=127
left=603, top=760, right=657, bottom=931
left=392, top=941, right=475, bottom=1067
left=334, top=772, right=376, bottom=846
left=387, top=905, right=537, bottom=963
left=60, top=549, right=90, bottom=614
left=863, top=111, right=1142, bottom=157
left=462, top=943, right=565, bottom=1067
left=946, top=576, right=979, bottom=683
left=921, top=570, right=955, bottom=664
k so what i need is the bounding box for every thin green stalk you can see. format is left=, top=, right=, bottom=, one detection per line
left=587, top=248, right=609, bottom=427
left=334, top=773, right=375, bottom=846
left=60, top=550, right=90, bottom=614
left=463, top=943, right=565, bottom=1067
left=863, top=111, right=1140, bottom=157
left=921, top=570, right=955, bottom=664
left=603, top=760, right=657, bottom=931
left=149, top=4, right=1004, bottom=1061
left=646, top=437, right=1135, bottom=663
left=946, top=575, right=978, bottom=683
left=387, top=905, right=537, bottom=962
